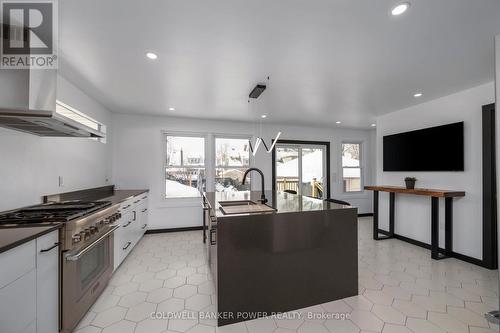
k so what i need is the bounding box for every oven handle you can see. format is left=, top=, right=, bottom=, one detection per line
left=65, top=225, right=119, bottom=261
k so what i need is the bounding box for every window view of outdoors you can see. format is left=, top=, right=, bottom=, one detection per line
left=342, top=143, right=361, bottom=192
left=165, top=136, right=205, bottom=197
left=275, top=146, right=325, bottom=198
left=215, top=138, right=250, bottom=192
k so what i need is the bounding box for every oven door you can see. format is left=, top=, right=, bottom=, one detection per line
left=62, top=225, right=118, bottom=333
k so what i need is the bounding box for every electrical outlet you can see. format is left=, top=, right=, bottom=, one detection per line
left=58, top=176, right=64, bottom=187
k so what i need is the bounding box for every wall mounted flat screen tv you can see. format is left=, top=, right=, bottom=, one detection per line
left=383, top=122, right=464, bottom=171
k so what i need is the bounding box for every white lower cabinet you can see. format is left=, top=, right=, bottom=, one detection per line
left=0, top=269, right=36, bottom=333
left=114, top=193, right=149, bottom=270
left=36, top=231, right=59, bottom=333
left=0, top=229, right=59, bottom=333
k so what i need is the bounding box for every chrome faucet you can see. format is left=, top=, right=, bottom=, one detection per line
left=242, top=168, right=267, bottom=204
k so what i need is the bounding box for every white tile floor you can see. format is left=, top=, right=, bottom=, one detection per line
left=73, top=217, right=499, bottom=333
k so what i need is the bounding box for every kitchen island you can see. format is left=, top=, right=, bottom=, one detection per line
left=202, top=191, right=358, bottom=326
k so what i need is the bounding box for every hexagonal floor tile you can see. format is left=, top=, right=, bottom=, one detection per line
left=157, top=297, right=185, bottom=314
left=101, top=320, right=136, bottom=333
left=134, top=318, right=169, bottom=333
left=118, top=291, right=148, bottom=308
left=139, top=279, right=164, bottom=292
left=177, top=267, right=197, bottom=277
left=112, top=282, right=139, bottom=296
left=187, top=273, right=209, bottom=285
left=125, top=302, right=157, bottom=322
left=92, top=306, right=127, bottom=328
left=147, top=287, right=174, bottom=303
left=164, top=276, right=187, bottom=289
left=156, top=268, right=176, bottom=280
left=186, top=294, right=212, bottom=311
left=174, top=284, right=198, bottom=299
left=168, top=315, right=198, bottom=332
left=198, top=281, right=215, bottom=295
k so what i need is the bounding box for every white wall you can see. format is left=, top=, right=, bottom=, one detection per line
left=0, top=75, right=113, bottom=212
left=111, top=114, right=375, bottom=230
left=376, top=82, right=495, bottom=260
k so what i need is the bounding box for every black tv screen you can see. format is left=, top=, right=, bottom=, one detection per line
left=383, top=122, right=464, bottom=172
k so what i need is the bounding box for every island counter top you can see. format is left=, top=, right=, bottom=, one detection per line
left=203, top=190, right=359, bottom=326
left=203, top=191, right=354, bottom=218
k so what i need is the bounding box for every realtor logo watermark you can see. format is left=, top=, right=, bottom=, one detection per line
left=1, top=0, right=58, bottom=68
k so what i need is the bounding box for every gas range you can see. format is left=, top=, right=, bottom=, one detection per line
left=0, top=200, right=113, bottom=226
left=0, top=198, right=124, bottom=333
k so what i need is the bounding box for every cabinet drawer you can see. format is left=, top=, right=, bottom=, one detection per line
left=0, top=269, right=36, bottom=333
left=0, top=240, right=35, bottom=289
left=120, top=199, right=135, bottom=212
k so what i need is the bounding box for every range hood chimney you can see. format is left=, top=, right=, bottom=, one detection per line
left=0, top=27, right=104, bottom=138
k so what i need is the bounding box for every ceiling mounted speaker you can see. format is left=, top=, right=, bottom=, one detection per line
left=249, top=84, right=267, bottom=99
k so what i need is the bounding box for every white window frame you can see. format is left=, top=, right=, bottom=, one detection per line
left=214, top=135, right=253, bottom=192
left=341, top=141, right=364, bottom=193
left=163, top=131, right=208, bottom=199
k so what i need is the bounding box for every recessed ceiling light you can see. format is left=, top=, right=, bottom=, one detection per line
left=169, top=107, right=175, bottom=111
left=146, top=52, right=158, bottom=60
left=414, top=92, right=423, bottom=98
left=261, top=115, right=267, bottom=119
left=336, top=121, right=342, bottom=124
left=391, top=2, right=410, bottom=16
left=371, top=124, right=376, bottom=127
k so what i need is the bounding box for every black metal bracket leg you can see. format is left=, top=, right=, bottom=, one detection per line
left=431, top=197, right=453, bottom=260
left=373, top=191, right=395, bottom=240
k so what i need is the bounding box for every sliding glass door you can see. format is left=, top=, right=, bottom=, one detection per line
left=274, top=141, right=329, bottom=199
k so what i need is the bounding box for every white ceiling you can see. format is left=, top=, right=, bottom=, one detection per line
left=59, top=0, right=500, bottom=128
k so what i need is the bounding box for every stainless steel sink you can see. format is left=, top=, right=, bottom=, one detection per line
left=218, top=200, right=276, bottom=215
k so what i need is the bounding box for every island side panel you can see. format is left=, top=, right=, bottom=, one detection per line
left=216, top=208, right=358, bottom=326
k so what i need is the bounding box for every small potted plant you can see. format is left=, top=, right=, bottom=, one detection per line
left=405, top=177, right=417, bottom=190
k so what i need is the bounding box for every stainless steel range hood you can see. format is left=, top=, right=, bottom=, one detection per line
left=0, top=67, right=105, bottom=138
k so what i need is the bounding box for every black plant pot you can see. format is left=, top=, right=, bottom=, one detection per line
left=405, top=180, right=416, bottom=190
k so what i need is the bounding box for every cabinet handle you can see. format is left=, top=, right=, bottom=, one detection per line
left=133, top=211, right=137, bottom=221
left=40, top=242, right=61, bottom=253
left=142, top=224, right=147, bottom=229
left=123, top=204, right=131, bottom=209
left=123, top=221, right=132, bottom=227
left=142, top=208, right=148, bottom=213
left=134, top=200, right=140, bottom=204
left=123, top=242, right=132, bottom=250
left=142, top=196, right=147, bottom=200
left=209, top=228, right=217, bottom=245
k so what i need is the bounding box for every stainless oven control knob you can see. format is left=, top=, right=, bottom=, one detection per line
left=83, top=229, right=91, bottom=240
left=72, top=234, right=82, bottom=244
left=103, top=218, right=111, bottom=224
left=89, top=226, right=98, bottom=234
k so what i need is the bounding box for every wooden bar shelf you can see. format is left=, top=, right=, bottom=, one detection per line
left=364, top=185, right=465, bottom=198
left=364, top=185, right=466, bottom=260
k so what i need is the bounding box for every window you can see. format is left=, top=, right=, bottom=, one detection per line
left=342, top=143, right=362, bottom=192
left=56, top=100, right=107, bottom=143
left=165, top=135, right=206, bottom=198
left=215, top=137, right=251, bottom=192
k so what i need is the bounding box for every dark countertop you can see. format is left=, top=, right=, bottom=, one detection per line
left=98, top=189, right=149, bottom=205
left=0, top=224, right=62, bottom=254
left=203, top=191, right=354, bottom=218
